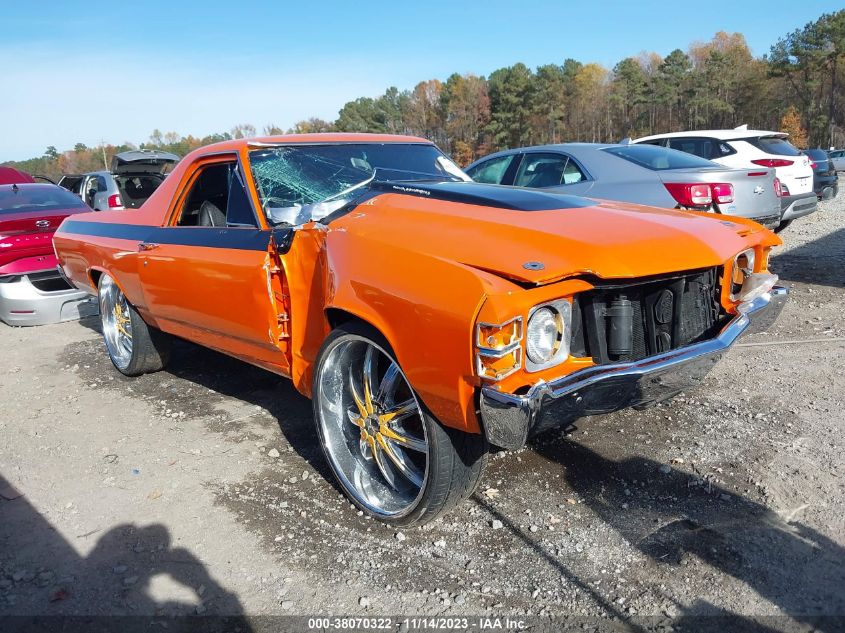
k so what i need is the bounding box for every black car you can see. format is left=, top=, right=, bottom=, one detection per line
left=805, top=149, right=839, bottom=200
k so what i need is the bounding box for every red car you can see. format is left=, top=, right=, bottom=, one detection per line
left=0, top=166, right=37, bottom=185
left=0, top=183, right=95, bottom=325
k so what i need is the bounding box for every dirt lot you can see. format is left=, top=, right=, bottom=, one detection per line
left=1, top=197, right=843, bottom=631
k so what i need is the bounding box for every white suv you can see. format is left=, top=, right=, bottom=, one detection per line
left=633, top=127, right=816, bottom=231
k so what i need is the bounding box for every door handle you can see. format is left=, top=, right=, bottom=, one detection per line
left=138, top=242, right=160, bottom=251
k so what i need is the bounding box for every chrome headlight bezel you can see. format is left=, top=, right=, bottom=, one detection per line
left=475, top=316, right=523, bottom=381
left=525, top=299, right=572, bottom=372
left=730, top=248, right=756, bottom=301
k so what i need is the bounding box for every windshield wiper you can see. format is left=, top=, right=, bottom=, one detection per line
left=322, top=170, right=378, bottom=203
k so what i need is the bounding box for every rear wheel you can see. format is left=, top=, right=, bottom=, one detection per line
left=313, top=323, right=487, bottom=526
left=775, top=219, right=792, bottom=233
left=98, top=274, right=170, bottom=376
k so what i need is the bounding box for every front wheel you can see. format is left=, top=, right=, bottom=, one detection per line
left=313, top=323, right=487, bottom=526
left=98, top=274, right=170, bottom=376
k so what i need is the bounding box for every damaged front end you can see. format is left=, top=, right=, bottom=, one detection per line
left=476, top=268, right=787, bottom=450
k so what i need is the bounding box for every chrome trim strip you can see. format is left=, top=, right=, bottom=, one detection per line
left=477, top=342, right=521, bottom=358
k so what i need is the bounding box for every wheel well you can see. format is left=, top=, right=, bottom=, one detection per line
left=325, top=307, right=368, bottom=331
left=88, top=269, right=103, bottom=290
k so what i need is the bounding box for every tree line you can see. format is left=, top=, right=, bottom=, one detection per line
left=5, top=10, right=843, bottom=180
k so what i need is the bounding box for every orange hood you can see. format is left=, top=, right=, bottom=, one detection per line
left=335, top=189, right=776, bottom=286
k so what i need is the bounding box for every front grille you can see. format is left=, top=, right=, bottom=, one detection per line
left=570, top=268, right=726, bottom=365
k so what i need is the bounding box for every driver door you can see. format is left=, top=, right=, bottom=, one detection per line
left=138, top=155, right=291, bottom=374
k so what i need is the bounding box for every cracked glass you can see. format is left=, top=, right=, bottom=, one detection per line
left=249, top=143, right=469, bottom=225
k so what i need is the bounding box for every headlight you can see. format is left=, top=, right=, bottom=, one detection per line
left=525, top=299, right=572, bottom=371
left=730, top=248, right=756, bottom=300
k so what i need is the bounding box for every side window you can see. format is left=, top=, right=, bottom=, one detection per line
left=96, top=176, right=109, bottom=192
left=466, top=155, right=514, bottom=184
left=225, top=167, right=257, bottom=227
left=83, top=176, right=99, bottom=206
left=716, top=141, right=736, bottom=157
left=513, top=153, right=569, bottom=188
left=562, top=159, right=585, bottom=184
left=176, top=161, right=258, bottom=228
left=668, top=138, right=712, bottom=160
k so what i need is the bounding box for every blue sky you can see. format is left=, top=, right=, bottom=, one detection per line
left=1, top=0, right=840, bottom=161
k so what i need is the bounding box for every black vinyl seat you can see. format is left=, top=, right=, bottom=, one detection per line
left=198, top=200, right=226, bottom=226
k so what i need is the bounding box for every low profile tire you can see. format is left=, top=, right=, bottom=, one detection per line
left=313, top=322, right=488, bottom=526
left=774, top=219, right=792, bottom=233
left=98, top=274, right=170, bottom=376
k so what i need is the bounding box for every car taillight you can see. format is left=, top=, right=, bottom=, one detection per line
left=710, top=183, right=734, bottom=204
left=751, top=159, right=794, bottom=168
left=774, top=178, right=783, bottom=197
left=107, top=194, right=123, bottom=209
left=810, top=160, right=817, bottom=169
left=664, top=183, right=713, bottom=207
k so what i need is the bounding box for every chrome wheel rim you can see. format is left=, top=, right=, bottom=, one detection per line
left=316, top=337, right=429, bottom=518
left=99, top=275, right=133, bottom=370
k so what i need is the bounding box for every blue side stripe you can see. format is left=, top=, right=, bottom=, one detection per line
left=58, top=220, right=272, bottom=251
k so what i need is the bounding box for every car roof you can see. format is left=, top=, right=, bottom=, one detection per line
left=468, top=142, right=695, bottom=168
left=0, top=166, right=37, bottom=185
left=199, top=133, right=433, bottom=155
left=467, top=142, right=619, bottom=164
left=634, top=129, right=788, bottom=142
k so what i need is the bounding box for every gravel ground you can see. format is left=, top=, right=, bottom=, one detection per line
left=0, top=197, right=843, bottom=630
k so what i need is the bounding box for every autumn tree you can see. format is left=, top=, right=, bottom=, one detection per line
left=230, top=124, right=257, bottom=139
left=402, top=79, right=444, bottom=144
left=286, top=118, right=334, bottom=134
left=780, top=105, right=808, bottom=148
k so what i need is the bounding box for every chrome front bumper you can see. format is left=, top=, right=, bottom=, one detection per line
left=479, top=286, right=788, bottom=450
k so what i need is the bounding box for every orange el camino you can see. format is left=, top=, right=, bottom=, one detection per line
left=53, top=133, right=787, bottom=525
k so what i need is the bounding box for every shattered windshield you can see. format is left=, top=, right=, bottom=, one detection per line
left=249, top=143, right=469, bottom=225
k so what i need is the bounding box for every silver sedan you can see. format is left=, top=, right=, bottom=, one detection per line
left=466, top=143, right=783, bottom=229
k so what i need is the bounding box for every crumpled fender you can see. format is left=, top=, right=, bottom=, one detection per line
left=285, top=222, right=512, bottom=434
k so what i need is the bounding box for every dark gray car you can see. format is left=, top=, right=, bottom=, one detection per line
left=466, top=143, right=782, bottom=229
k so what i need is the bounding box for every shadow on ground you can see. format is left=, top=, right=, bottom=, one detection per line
left=770, top=227, right=845, bottom=288
left=0, top=474, right=250, bottom=630
left=477, top=433, right=845, bottom=631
